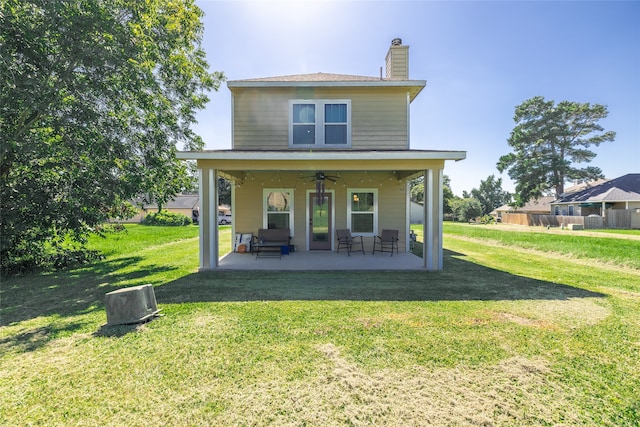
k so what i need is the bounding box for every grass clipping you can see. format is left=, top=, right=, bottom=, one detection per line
left=221, top=343, right=577, bottom=426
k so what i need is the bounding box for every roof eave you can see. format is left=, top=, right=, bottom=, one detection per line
left=228, top=80, right=426, bottom=101
left=177, top=150, right=466, bottom=162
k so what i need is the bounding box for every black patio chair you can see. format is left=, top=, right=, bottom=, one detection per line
left=336, top=229, right=365, bottom=256
left=372, top=229, right=399, bottom=256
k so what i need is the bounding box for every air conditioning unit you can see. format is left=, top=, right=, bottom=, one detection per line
left=105, top=284, right=161, bottom=325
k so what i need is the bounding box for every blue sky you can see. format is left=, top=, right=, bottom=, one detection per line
left=193, top=0, right=639, bottom=196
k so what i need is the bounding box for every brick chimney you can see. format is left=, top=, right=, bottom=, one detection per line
left=385, top=38, right=409, bottom=80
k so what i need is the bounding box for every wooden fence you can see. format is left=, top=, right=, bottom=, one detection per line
left=501, top=209, right=634, bottom=229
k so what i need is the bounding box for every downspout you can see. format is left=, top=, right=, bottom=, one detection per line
left=230, top=93, right=235, bottom=149
left=406, top=92, right=410, bottom=149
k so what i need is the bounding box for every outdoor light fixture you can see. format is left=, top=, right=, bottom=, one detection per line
left=312, top=171, right=337, bottom=205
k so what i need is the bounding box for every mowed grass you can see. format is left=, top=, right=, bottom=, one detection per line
left=1, top=224, right=640, bottom=426
left=443, top=222, right=640, bottom=270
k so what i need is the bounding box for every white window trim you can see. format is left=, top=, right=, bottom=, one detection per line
left=347, top=188, right=378, bottom=237
left=263, top=188, right=295, bottom=235
left=289, top=99, right=351, bottom=148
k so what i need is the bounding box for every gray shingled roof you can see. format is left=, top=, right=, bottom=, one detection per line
left=135, top=195, right=199, bottom=210
left=553, top=174, right=640, bottom=203
left=227, top=72, right=426, bottom=101
left=233, top=72, right=385, bottom=83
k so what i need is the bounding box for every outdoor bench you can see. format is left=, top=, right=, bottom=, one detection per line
left=253, top=228, right=291, bottom=258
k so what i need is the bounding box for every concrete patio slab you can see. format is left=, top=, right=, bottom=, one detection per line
left=216, top=251, right=425, bottom=271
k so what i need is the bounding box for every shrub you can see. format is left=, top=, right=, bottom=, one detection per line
left=479, top=215, right=495, bottom=224
left=449, top=198, right=483, bottom=222
left=141, top=210, right=191, bottom=226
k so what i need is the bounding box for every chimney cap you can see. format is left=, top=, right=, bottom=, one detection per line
left=391, top=38, right=402, bottom=46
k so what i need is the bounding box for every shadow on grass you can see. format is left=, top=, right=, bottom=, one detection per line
left=1, top=248, right=607, bottom=351
left=0, top=322, right=87, bottom=353
left=0, top=256, right=178, bottom=327
left=155, top=249, right=605, bottom=304
left=93, top=319, right=157, bottom=338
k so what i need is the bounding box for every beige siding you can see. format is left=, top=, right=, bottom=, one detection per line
left=376, top=179, right=407, bottom=251
left=385, top=45, right=409, bottom=80
left=232, top=87, right=408, bottom=150
left=233, top=179, right=267, bottom=237
left=232, top=89, right=290, bottom=150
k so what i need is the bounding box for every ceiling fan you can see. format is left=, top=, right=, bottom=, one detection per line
left=305, top=171, right=339, bottom=205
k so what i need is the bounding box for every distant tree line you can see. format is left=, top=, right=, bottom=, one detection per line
left=411, top=96, right=613, bottom=223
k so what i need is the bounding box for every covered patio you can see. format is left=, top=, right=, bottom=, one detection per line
left=179, top=150, right=466, bottom=271
left=217, top=250, right=426, bottom=271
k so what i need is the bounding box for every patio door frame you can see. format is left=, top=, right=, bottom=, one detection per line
left=306, top=189, right=335, bottom=251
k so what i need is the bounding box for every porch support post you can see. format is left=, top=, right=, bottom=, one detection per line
left=423, top=168, right=443, bottom=270
left=198, top=168, right=205, bottom=269
left=199, top=167, right=218, bottom=270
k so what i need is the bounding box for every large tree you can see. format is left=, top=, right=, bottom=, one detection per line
left=0, top=0, right=224, bottom=273
left=469, top=175, right=511, bottom=216
left=410, top=174, right=454, bottom=215
left=497, top=96, right=615, bottom=205
left=449, top=197, right=482, bottom=222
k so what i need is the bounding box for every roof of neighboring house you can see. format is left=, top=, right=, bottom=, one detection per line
left=560, top=178, right=610, bottom=195
left=135, top=195, right=199, bottom=210
left=227, top=72, right=426, bottom=101
left=493, top=196, right=555, bottom=214
left=552, top=174, right=640, bottom=204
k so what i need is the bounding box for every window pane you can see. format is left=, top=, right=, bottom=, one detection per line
left=351, top=192, right=374, bottom=212
left=267, top=213, right=289, bottom=229
left=267, top=192, right=290, bottom=212
left=292, top=125, right=315, bottom=145
left=352, top=213, right=373, bottom=233
left=325, top=124, right=347, bottom=144
left=293, top=104, right=315, bottom=123
left=325, top=104, right=346, bottom=123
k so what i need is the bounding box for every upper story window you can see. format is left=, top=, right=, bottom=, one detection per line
left=289, top=100, right=351, bottom=148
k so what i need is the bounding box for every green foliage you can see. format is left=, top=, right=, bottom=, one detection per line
left=0, top=0, right=224, bottom=272
left=409, top=174, right=454, bottom=214
left=1, top=233, right=103, bottom=276
left=478, top=215, right=495, bottom=224
left=218, top=177, right=232, bottom=206
left=497, top=96, right=615, bottom=204
left=106, top=199, right=139, bottom=222
left=469, top=175, right=511, bottom=215
left=449, top=197, right=483, bottom=222
left=141, top=210, right=191, bottom=226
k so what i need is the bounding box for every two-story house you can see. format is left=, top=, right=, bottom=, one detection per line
left=179, top=39, right=466, bottom=270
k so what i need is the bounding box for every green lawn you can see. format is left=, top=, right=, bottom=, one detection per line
left=442, top=222, right=640, bottom=270
left=1, top=224, right=639, bottom=426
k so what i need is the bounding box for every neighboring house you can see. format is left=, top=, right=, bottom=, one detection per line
left=492, top=197, right=555, bottom=220
left=551, top=174, right=640, bottom=227
left=126, top=194, right=200, bottom=223
left=178, top=39, right=466, bottom=270
left=410, top=201, right=424, bottom=224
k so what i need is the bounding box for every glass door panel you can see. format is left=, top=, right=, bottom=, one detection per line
left=309, top=193, right=332, bottom=250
